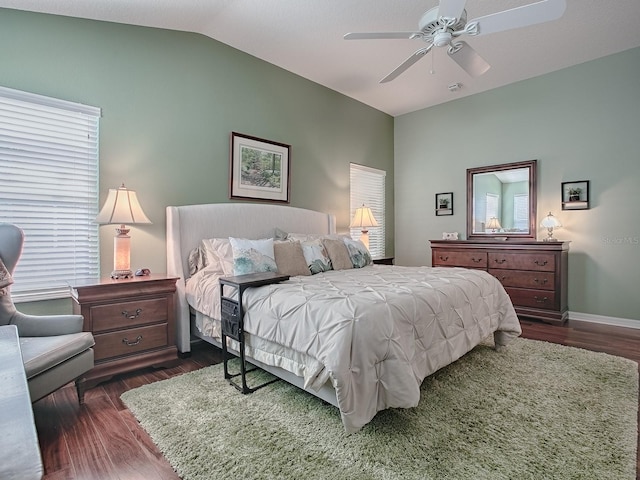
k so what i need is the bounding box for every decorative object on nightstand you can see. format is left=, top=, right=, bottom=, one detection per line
left=350, top=204, right=378, bottom=250
left=540, top=212, right=562, bottom=242
left=486, top=217, right=502, bottom=232
left=219, top=272, right=290, bottom=394
left=435, top=192, right=453, bottom=216
left=69, top=275, right=179, bottom=390
left=95, top=183, right=152, bottom=279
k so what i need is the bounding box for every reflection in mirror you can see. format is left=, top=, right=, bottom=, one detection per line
left=467, top=160, right=537, bottom=240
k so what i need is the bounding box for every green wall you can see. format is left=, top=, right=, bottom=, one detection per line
left=0, top=9, right=394, bottom=314
left=395, top=47, right=640, bottom=322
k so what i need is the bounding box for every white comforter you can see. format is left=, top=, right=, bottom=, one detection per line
left=224, top=265, right=521, bottom=433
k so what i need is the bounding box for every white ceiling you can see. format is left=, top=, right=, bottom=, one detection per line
left=2, top=0, right=640, bottom=116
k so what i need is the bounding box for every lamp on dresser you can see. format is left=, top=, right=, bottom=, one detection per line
left=486, top=217, right=502, bottom=233
left=350, top=204, right=378, bottom=251
left=95, top=183, right=151, bottom=279
left=540, top=211, right=562, bottom=242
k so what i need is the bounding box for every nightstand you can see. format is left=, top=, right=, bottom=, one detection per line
left=372, top=256, right=394, bottom=265
left=220, top=272, right=290, bottom=394
left=70, top=275, right=179, bottom=390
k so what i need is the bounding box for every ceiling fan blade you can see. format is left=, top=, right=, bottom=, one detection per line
left=468, top=0, right=566, bottom=37
left=380, top=45, right=433, bottom=83
left=448, top=41, right=490, bottom=77
left=437, top=0, right=467, bottom=21
left=344, top=32, right=420, bottom=40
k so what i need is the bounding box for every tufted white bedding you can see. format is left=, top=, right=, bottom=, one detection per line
left=187, top=263, right=521, bottom=433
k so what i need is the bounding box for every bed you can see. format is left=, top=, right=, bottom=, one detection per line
left=166, top=203, right=522, bottom=433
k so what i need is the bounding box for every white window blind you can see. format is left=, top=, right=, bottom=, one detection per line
left=350, top=163, right=386, bottom=258
left=0, top=86, right=101, bottom=301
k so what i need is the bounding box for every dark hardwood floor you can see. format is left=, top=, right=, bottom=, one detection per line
left=33, top=319, right=640, bottom=479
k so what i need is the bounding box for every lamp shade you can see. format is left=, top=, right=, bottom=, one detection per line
left=95, top=183, right=152, bottom=225
left=350, top=205, right=379, bottom=229
left=540, top=211, right=562, bottom=229
left=486, top=217, right=502, bottom=231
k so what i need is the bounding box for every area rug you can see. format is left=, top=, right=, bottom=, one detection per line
left=121, top=338, right=638, bottom=479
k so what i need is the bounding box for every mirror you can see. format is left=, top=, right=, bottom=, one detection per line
left=467, top=160, right=537, bottom=240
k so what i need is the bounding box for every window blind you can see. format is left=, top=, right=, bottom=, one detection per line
left=350, top=163, right=386, bottom=258
left=0, top=86, right=101, bottom=301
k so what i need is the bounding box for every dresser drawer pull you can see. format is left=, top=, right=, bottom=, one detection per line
left=471, top=257, right=483, bottom=263
left=534, top=259, right=548, bottom=266
left=122, top=308, right=142, bottom=320
left=438, top=255, right=449, bottom=262
left=122, top=335, right=143, bottom=346
left=494, top=258, right=507, bottom=264
left=534, top=296, right=548, bottom=304
left=533, top=278, right=548, bottom=285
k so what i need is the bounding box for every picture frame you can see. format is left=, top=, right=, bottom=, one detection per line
left=230, top=132, right=291, bottom=203
left=561, top=180, right=590, bottom=210
left=435, top=192, right=453, bottom=216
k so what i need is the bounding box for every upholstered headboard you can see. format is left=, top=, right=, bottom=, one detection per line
left=166, top=203, right=336, bottom=353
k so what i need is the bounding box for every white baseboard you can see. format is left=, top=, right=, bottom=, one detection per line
left=569, top=311, right=640, bottom=329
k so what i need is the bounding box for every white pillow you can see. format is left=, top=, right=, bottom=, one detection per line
left=229, top=237, right=278, bottom=276
left=200, top=238, right=234, bottom=276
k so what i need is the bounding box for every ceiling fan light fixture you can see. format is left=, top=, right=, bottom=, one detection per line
left=433, top=31, right=452, bottom=47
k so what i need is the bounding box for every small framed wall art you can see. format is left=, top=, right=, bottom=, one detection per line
left=435, top=192, right=453, bottom=216
left=230, top=132, right=291, bottom=203
left=561, top=180, right=590, bottom=210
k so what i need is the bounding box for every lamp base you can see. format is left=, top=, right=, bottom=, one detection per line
left=543, top=238, right=559, bottom=242
left=111, top=269, right=133, bottom=279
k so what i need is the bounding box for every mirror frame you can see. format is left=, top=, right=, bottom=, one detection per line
left=466, top=160, right=537, bottom=240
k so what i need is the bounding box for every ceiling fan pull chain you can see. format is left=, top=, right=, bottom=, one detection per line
left=430, top=48, right=435, bottom=74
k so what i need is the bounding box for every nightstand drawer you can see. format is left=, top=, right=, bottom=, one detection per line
left=94, top=323, right=168, bottom=361
left=433, top=250, right=487, bottom=268
left=91, top=298, right=168, bottom=332
left=489, top=269, right=555, bottom=291
left=488, top=252, right=555, bottom=272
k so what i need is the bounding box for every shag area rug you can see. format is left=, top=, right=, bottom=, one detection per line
left=121, top=338, right=638, bottom=479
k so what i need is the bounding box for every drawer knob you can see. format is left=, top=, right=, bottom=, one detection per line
left=533, top=278, right=548, bottom=285
left=472, top=257, right=483, bottom=263
left=122, top=308, right=142, bottom=320
left=534, top=296, right=548, bottom=304
left=122, top=335, right=143, bottom=346
left=534, top=259, right=548, bottom=266
left=494, top=258, right=506, bottom=264
left=438, top=255, right=449, bottom=261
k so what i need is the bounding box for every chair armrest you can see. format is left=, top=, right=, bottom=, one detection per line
left=11, top=311, right=84, bottom=337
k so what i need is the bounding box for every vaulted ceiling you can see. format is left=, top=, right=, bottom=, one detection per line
left=2, top=0, right=640, bottom=116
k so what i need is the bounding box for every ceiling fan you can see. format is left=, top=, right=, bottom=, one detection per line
left=344, top=0, right=567, bottom=83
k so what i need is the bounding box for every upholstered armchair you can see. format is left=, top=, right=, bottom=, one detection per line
left=0, top=223, right=95, bottom=404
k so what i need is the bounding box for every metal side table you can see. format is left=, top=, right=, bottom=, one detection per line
left=219, top=272, right=290, bottom=393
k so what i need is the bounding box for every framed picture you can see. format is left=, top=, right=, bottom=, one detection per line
left=435, top=192, right=453, bottom=216
left=230, top=132, right=291, bottom=203
left=561, top=180, right=590, bottom=210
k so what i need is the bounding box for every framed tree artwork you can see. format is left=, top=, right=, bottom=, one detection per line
left=435, top=192, right=453, bottom=216
left=230, top=132, right=291, bottom=203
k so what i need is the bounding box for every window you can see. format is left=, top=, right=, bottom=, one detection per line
left=513, top=193, right=529, bottom=231
left=0, top=86, right=101, bottom=301
left=350, top=163, right=386, bottom=258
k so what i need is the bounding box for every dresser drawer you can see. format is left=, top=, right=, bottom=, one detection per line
left=91, top=297, right=168, bottom=333
left=505, top=287, right=558, bottom=310
left=94, top=323, right=169, bottom=361
left=488, top=252, right=555, bottom=272
left=489, top=269, right=555, bottom=291
left=433, top=250, right=487, bottom=268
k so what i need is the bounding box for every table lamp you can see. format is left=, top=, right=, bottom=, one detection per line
left=486, top=217, right=502, bottom=233
left=540, top=211, right=561, bottom=242
left=350, top=204, right=379, bottom=250
left=95, top=183, right=151, bottom=278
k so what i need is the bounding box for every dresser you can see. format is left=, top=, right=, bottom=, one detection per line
left=70, top=275, right=179, bottom=389
left=430, top=240, right=569, bottom=324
